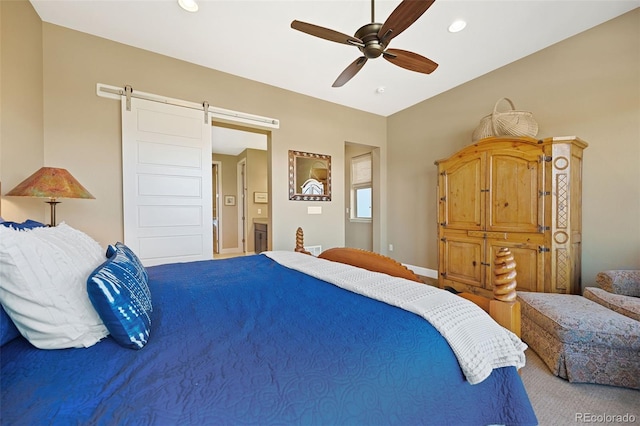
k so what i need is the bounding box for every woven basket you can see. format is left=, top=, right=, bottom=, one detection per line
left=472, top=98, right=538, bottom=142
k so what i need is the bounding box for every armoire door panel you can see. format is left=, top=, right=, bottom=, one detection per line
left=442, top=235, right=484, bottom=288
left=440, top=154, right=484, bottom=230
left=486, top=240, right=544, bottom=293
left=487, top=152, right=541, bottom=233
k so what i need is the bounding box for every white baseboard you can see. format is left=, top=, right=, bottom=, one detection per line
left=403, top=263, right=438, bottom=279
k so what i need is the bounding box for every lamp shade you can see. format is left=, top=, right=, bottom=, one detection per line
left=6, top=167, right=94, bottom=200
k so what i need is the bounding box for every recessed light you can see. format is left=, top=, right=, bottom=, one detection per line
left=448, top=20, right=467, bottom=33
left=376, top=86, right=386, bottom=94
left=178, top=0, right=198, bottom=13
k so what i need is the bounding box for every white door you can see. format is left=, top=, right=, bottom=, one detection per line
left=122, top=97, right=213, bottom=266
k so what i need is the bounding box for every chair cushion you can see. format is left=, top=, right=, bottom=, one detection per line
left=596, top=270, right=640, bottom=297
left=518, top=292, right=640, bottom=350
left=584, top=287, right=640, bottom=322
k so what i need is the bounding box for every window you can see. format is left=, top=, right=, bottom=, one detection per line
left=351, top=153, right=372, bottom=220
left=354, top=187, right=372, bottom=219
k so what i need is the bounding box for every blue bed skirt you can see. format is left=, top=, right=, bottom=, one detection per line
left=1, top=254, right=537, bottom=425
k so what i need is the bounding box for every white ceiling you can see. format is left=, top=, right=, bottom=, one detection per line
left=30, top=0, right=638, bottom=117
left=212, top=126, right=267, bottom=155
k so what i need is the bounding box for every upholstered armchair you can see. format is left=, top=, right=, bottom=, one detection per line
left=584, top=270, right=640, bottom=321
left=595, top=270, right=640, bottom=297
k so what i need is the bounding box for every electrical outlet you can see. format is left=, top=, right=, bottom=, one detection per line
left=389, top=244, right=394, bottom=251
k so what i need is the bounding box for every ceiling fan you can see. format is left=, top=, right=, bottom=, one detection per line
left=291, top=0, right=438, bottom=87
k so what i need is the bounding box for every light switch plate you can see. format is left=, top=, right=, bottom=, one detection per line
left=307, top=206, right=322, bottom=215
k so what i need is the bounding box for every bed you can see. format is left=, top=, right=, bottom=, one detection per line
left=0, top=222, right=537, bottom=425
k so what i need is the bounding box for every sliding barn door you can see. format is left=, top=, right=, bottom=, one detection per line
left=122, top=97, right=213, bottom=266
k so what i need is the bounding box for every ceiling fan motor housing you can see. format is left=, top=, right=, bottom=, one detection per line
left=355, top=23, right=386, bottom=59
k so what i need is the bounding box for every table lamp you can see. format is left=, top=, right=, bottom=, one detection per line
left=6, top=167, right=95, bottom=226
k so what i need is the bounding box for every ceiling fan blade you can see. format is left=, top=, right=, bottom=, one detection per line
left=383, top=48, right=438, bottom=74
left=378, top=0, right=435, bottom=44
left=332, top=57, right=368, bottom=87
left=291, top=20, right=364, bottom=46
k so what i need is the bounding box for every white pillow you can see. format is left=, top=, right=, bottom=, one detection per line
left=0, top=223, right=109, bottom=349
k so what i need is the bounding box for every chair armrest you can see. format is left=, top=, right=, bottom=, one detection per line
left=584, top=287, right=640, bottom=322
left=596, top=270, right=640, bottom=297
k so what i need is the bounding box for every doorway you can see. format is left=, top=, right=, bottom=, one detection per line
left=345, top=142, right=376, bottom=250
left=211, top=123, right=268, bottom=258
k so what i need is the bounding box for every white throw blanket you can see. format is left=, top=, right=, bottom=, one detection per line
left=263, top=251, right=527, bottom=385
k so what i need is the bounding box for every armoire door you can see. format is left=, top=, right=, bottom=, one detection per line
left=485, top=238, right=544, bottom=293
left=439, top=153, right=485, bottom=231
left=486, top=149, right=543, bottom=233
left=440, top=230, right=484, bottom=289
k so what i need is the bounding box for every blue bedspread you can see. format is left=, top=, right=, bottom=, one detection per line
left=1, top=254, right=537, bottom=425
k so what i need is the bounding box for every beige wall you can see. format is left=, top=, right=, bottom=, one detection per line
left=0, top=0, right=387, bottom=251
left=387, top=9, right=640, bottom=287
left=2, top=1, right=637, bottom=289
left=0, top=0, right=45, bottom=221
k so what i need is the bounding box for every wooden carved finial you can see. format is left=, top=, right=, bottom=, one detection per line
left=295, top=227, right=312, bottom=255
left=295, top=227, right=305, bottom=252
left=493, top=247, right=517, bottom=302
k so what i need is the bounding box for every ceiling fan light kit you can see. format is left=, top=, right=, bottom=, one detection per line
left=291, top=0, right=438, bottom=87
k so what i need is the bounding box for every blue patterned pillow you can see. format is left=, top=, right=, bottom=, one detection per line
left=0, top=219, right=46, bottom=230
left=87, top=243, right=152, bottom=349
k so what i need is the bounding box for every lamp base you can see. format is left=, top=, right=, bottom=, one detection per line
left=45, top=200, right=60, bottom=227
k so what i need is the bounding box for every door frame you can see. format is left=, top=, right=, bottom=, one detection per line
left=212, top=161, right=222, bottom=254
left=237, top=158, right=247, bottom=253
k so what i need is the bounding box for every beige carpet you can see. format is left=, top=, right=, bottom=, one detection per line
left=520, top=349, right=640, bottom=425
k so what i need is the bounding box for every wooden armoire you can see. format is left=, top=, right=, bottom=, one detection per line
left=435, top=136, right=587, bottom=297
